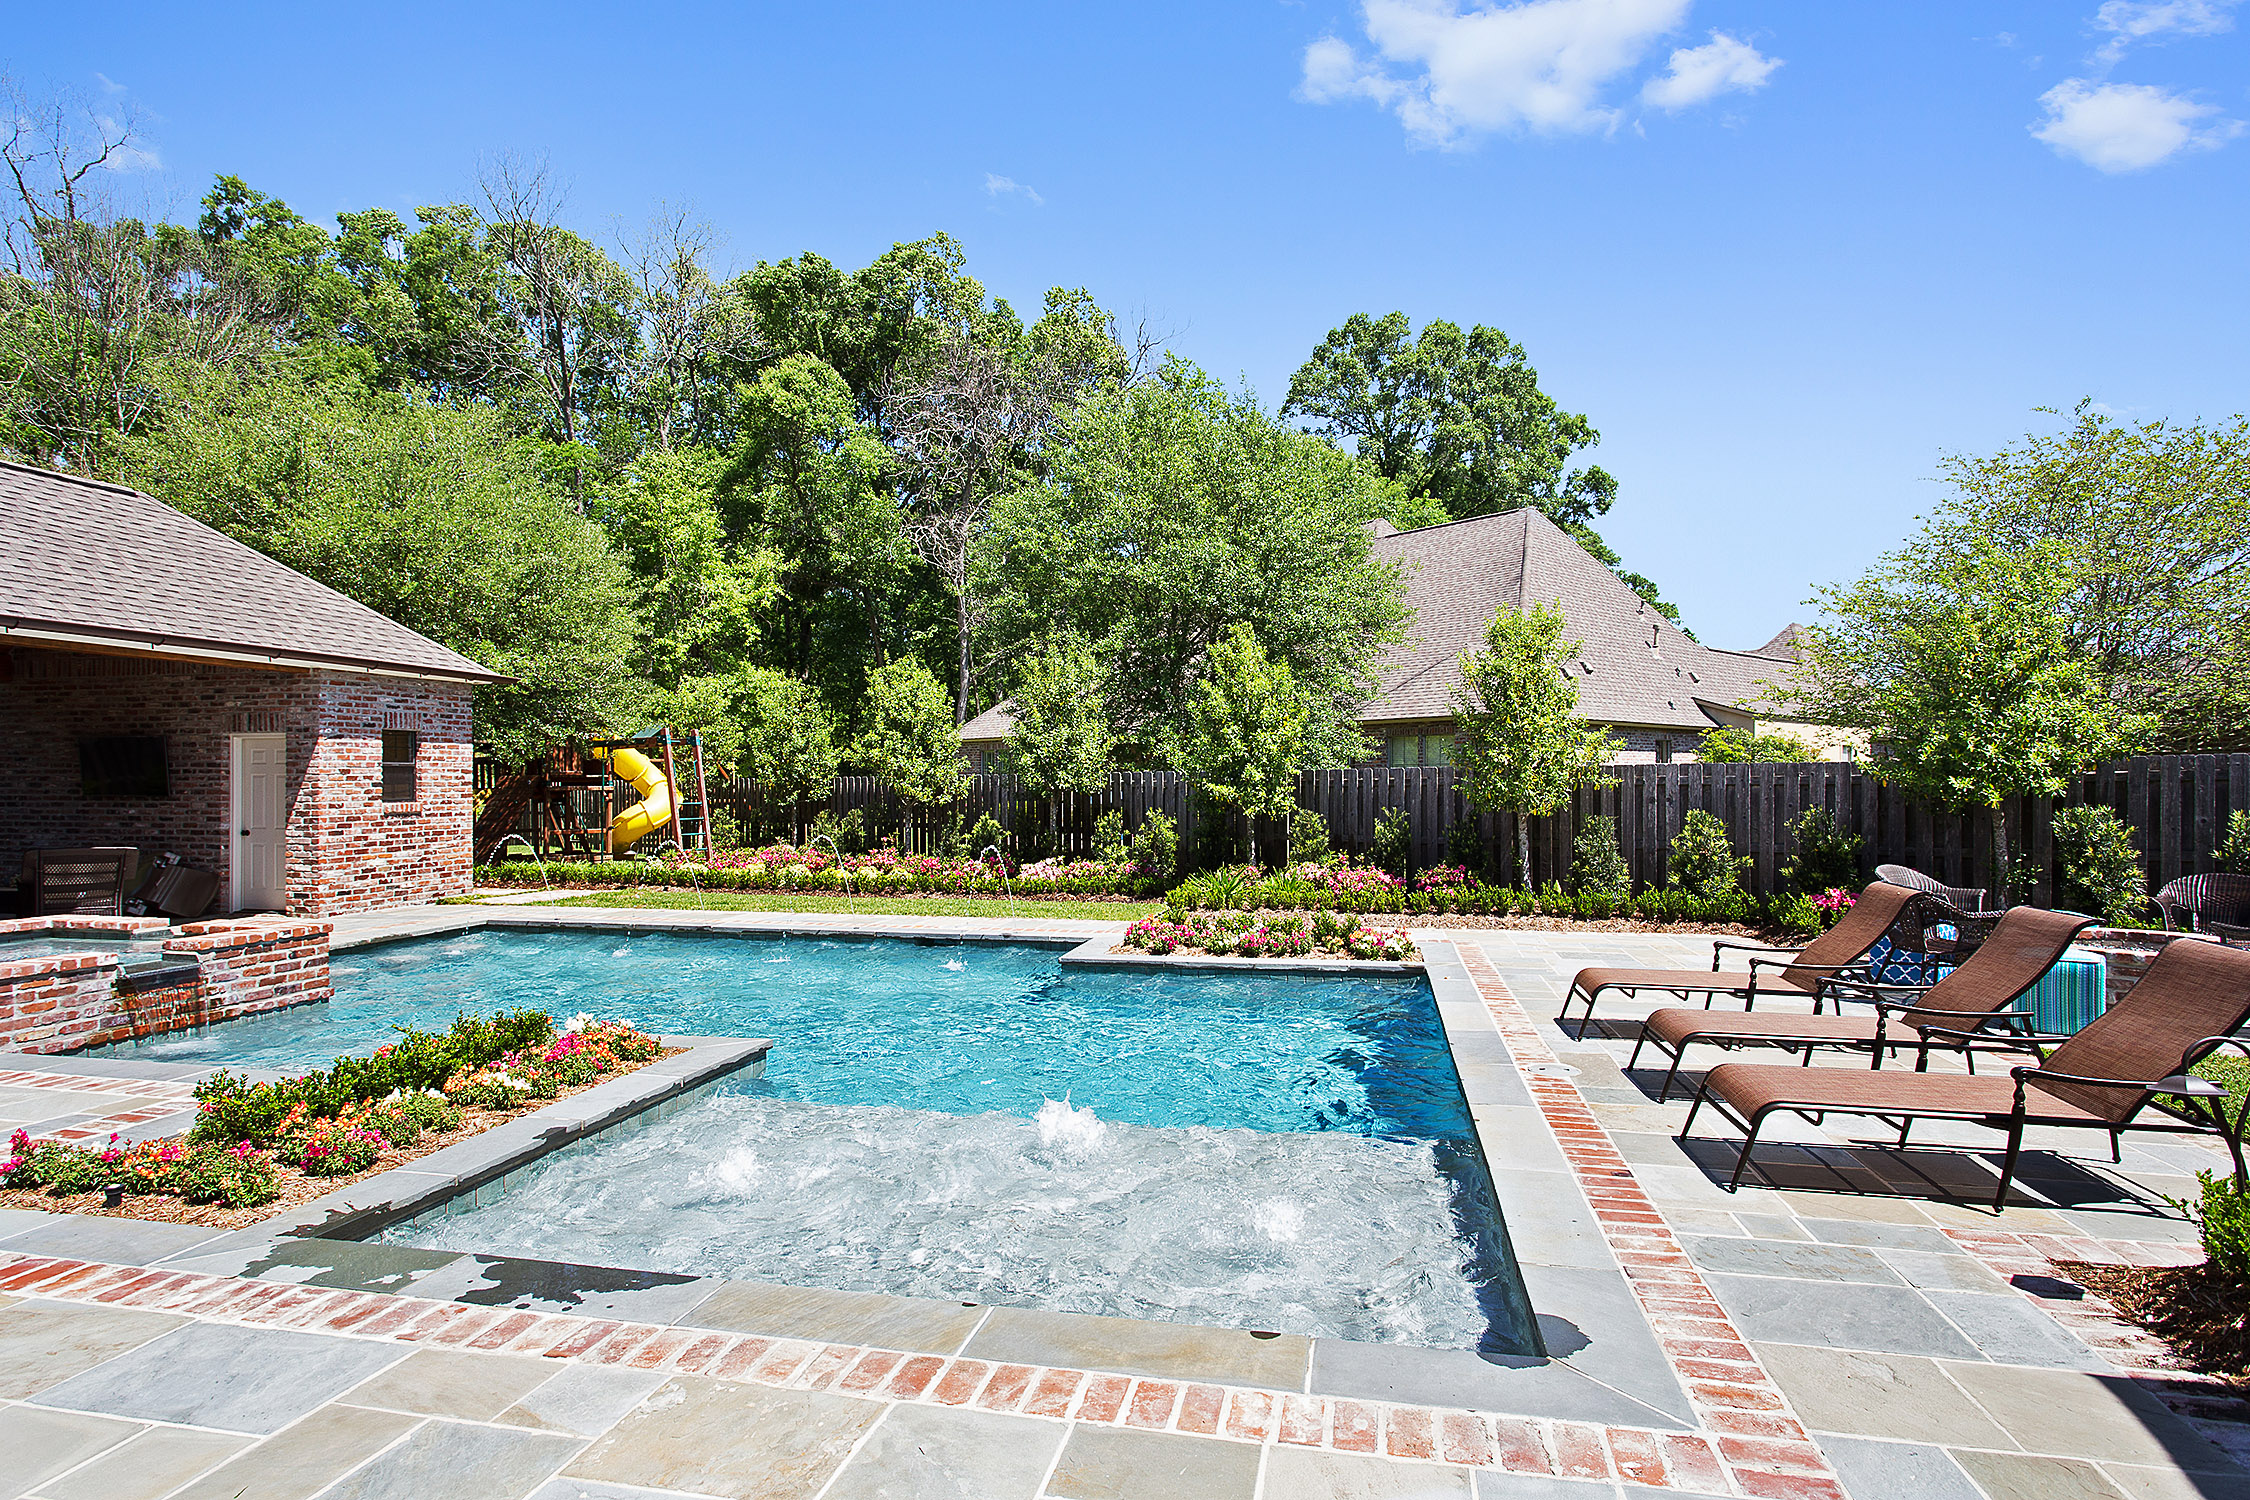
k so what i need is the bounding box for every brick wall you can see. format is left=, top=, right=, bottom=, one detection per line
left=300, top=674, right=474, bottom=914
left=0, top=652, right=321, bottom=886
left=0, top=915, right=332, bottom=1053
left=1, top=650, right=474, bottom=917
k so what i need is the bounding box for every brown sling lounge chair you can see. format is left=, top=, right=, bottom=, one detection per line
left=1627, top=907, right=2098, bottom=1100
left=1559, top=881, right=1938, bottom=1031
left=1680, top=936, right=2250, bottom=1209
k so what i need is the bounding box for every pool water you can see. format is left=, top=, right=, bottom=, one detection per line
left=136, top=929, right=1535, bottom=1350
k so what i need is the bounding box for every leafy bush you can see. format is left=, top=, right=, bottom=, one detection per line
left=1130, top=811, right=1178, bottom=878
left=1780, top=807, right=1863, bottom=894
left=1569, top=816, right=1631, bottom=900
left=808, top=807, right=870, bottom=855
left=1443, top=818, right=1487, bottom=881
left=1369, top=808, right=1412, bottom=878
left=1766, top=892, right=1825, bottom=940
left=297, top=1122, right=385, bottom=1176
left=1289, top=809, right=1331, bottom=864
left=1667, top=810, right=1748, bottom=899
left=3, top=1129, right=109, bottom=1193
left=175, top=1142, right=279, bottom=1208
left=2051, top=805, right=2147, bottom=925
left=1698, top=726, right=1823, bottom=762
left=2216, top=810, right=2250, bottom=876
left=1092, top=810, right=1130, bottom=864
left=2190, top=1170, right=2250, bottom=1279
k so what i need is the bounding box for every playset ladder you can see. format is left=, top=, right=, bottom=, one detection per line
left=664, top=728, right=714, bottom=860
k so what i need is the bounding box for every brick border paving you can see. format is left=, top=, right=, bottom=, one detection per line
left=1458, top=945, right=1850, bottom=1500
left=0, top=1252, right=1761, bottom=1492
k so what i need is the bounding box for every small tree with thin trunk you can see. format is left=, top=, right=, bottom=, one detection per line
left=1005, top=635, right=1114, bottom=852
left=853, top=658, right=970, bottom=822
left=1452, top=603, right=1618, bottom=885
left=1789, top=540, right=2149, bottom=899
left=1176, top=625, right=1308, bottom=864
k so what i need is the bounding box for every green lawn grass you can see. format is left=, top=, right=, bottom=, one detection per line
left=515, top=889, right=1164, bottom=921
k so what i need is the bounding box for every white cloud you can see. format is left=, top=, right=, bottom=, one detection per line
left=2092, top=0, right=2237, bottom=61
left=93, top=72, right=127, bottom=95
left=2031, top=78, right=2242, bottom=170
left=983, top=173, right=1043, bottom=206
left=1640, top=31, right=1780, bottom=110
left=1299, top=0, right=1699, bottom=145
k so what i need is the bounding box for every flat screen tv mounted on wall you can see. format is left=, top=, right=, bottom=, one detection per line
left=79, top=736, right=169, bottom=798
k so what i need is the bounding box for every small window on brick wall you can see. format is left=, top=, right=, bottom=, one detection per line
left=381, top=729, right=419, bottom=802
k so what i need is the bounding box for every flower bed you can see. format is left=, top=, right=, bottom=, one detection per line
left=478, top=843, right=1160, bottom=900
left=1167, top=860, right=1831, bottom=938
left=1122, top=909, right=1417, bottom=962
left=0, top=1010, right=667, bottom=1228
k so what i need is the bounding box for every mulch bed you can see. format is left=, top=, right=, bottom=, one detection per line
left=0, top=1048, right=681, bottom=1232
left=2062, top=1259, right=2250, bottom=1392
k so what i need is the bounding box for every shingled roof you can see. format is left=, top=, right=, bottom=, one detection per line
left=0, top=461, right=503, bottom=682
left=1364, top=509, right=1794, bottom=731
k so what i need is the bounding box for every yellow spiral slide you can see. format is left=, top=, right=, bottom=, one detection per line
left=591, top=745, right=674, bottom=853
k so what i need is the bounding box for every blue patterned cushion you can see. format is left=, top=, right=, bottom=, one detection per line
left=1866, top=935, right=1945, bottom=987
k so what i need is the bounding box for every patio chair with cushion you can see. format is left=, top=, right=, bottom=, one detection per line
left=1680, top=935, right=2250, bottom=1209
left=1874, top=863, right=2006, bottom=957
left=2155, top=873, right=2250, bottom=935
left=1559, top=880, right=1941, bottom=1029
left=1626, top=906, right=2097, bottom=1100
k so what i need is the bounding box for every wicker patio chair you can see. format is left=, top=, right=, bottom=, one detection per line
left=22, top=847, right=136, bottom=916
left=1626, top=907, right=2096, bottom=1099
left=2155, top=873, right=2250, bottom=934
left=2214, top=920, right=2250, bottom=949
left=1559, top=881, right=1942, bottom=1028
left=1875, top=863, right=2006, bottom=955
left=1679, top=935, right=2250, bottom=1209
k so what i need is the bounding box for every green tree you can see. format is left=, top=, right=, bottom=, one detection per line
left=719, top=353, right=904, bottom=708
left=730, top=669, right=841, bottom=838
left=981, top=359, right=1407, bottom=762
left=1698, top=726, right=1823, bottom=762
left=1791, top=540, right=2151, bottom=897
left=123, top=367, right=644, bottom=761
left=1176, top=625, right=1311, bottom=862
left=1283, top=312, right=1614, bottom=526
left=1006, top=635, right=1114, bottom=799
left=852, top=657, right=969, bottom=807
left=1911, top=402, right=2250, bottom=752
left=1451, top=603, right=1619, bottom=884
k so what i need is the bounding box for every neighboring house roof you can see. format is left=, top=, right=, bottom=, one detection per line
left=0, top=461, right=505, bottom=683
left=960, top=700, right=1017, bottom=744
left=1363, top=509, right=1795, bottom=733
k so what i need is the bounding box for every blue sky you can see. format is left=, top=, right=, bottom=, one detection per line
left=10, top=0, right=2247, bottom=648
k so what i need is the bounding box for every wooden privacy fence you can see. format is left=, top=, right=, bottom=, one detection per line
left=521, top=754, right=2250, bottom=902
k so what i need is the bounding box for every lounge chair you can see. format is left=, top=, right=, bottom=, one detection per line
left=2156, top=873, right=2250, bottom=935
left=1626, top=907, right=2096, bottom=1100
left=1680, top=936, right=2250, bottom=1209
left=19, top=847, right=138, bottom=916
left=1558, top=881, right=1940, bottom=1029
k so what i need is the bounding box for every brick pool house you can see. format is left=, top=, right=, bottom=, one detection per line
left=0, top=461, right=504, bottom=920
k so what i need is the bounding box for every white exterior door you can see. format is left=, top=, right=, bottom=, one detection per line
left=231, top=734, right=288, bottom=911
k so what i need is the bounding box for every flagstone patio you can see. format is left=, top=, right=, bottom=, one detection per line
left=0, top=908, right=2243, bottom=1498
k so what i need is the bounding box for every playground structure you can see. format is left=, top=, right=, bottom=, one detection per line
left=473, top=729, right=712, bottom=863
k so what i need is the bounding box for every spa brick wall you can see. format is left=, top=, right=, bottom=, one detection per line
left=0, top=916, right=332, bottom=1053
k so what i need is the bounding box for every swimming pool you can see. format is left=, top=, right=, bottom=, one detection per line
left=131, top=928, right=1535, bottom=1350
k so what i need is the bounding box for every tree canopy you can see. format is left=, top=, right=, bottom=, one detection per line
left=1791, top=538, right=2150, bottom=887
left=981, top=359, right=1411, bottom=765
